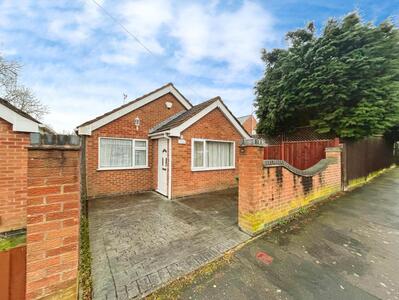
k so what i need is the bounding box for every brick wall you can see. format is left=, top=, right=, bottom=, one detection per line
left=242, top=115, right=257, bottom=135
left=0, top=117, right=30, bottom=233
left=239, top=145, right=342, bottom=235
left=85, top=93, right=186, bottom=198
left=171, top=108, right=243, bottom=198
left=26, top=147, right=80, bottom=300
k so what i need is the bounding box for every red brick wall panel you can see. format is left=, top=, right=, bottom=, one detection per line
left=26, top=148, right=80, bottom=300
left=239, top=145, right=342, bottom=235
left=0, top=117, right=30, bottom=233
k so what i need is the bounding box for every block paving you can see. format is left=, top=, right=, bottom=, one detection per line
left=88, top=188, right=249, bottom=299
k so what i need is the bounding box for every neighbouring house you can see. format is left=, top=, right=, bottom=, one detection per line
left=0, top=98, right=41, bottom=234
left=238, top=114, right=257, bottom=135
left=76, top=83, right=250, bottom=199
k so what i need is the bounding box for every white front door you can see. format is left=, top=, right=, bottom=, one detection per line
left=157, top=138, right=168, bottom=196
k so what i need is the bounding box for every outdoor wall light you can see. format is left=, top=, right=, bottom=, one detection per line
left=134, top=116, right=140, bottom=130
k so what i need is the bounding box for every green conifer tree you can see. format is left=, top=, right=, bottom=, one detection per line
left=255, top=12, right=399, bottom=139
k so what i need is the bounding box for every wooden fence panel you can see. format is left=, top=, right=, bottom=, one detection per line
left=0, top=245, right=26, bottom=300
left=263, top=145, right=281, bottom=160
left=264, top=139, right=338, bottom=170
left=343, top=136, right=394, bottom=185
left=0, top=250, right=10, bottom=300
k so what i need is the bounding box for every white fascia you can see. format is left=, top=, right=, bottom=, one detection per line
left=0, top=104, right=40, bottom=133
left=77, top=85, right=192, bottom=136
left=149, top=132, right=169, bottom=139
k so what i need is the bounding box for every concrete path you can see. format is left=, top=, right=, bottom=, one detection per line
left=169, top=168, right=399, bottom=300
left=88, top=189, right=249, bottom=299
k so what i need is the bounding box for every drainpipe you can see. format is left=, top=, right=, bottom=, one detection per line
left=80, top=135, right=88, bottom=216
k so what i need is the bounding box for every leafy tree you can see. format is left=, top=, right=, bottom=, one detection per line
left=255, top=12, right=399, bottom=139
left=384, top=125, right=399, bottom=142
left=0, top=55, right=48, bottom=120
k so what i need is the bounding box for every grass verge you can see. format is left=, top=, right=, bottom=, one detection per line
left=0, top=234, right=26, bottom=251
left=79, top=215, right=92, bottom=300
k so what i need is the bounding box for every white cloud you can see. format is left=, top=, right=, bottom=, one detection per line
left=119, top=0, right=172, bottom=41
left=1, top=0, right=273, bottom=131
left=99, top=0, right=172, bottom=65
left=181, top=84, right=255, bottom=118
left=47, top=0, right=104, bottom=44
left=0, top=0, right=34, bottom=53
left=171, top=1, right=276, bottom=81
left=20, top=61, right=175, bottom=132
left=26, top=70, right=158, bottom=132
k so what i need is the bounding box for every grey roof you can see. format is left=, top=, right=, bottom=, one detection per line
left=150, top=97, right=220, bottom=134
left=0, top=97, right=41, bottom=124
left=149, top=110, right=186, bottom=133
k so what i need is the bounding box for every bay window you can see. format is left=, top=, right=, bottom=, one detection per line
left=192, top=139, right=235, bottom=171
left=99, top=137, right=148, bottom=170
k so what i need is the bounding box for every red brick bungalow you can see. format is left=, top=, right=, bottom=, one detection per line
left=76, top=83, right=250, bottom=199
left=0, top=98, right=41, bottom=233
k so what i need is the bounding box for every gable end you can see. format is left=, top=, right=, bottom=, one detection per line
left=77, top=83, right=192, bottom=135
left=150, top=98, right=250, bottom=139
left=0, top=98, right=41, bottom=133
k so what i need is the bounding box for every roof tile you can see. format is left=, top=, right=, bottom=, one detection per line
left=150, top=97, right=220, bottom=134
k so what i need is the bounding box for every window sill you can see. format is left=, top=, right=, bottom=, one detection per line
left=97, top=166, right=149, bottom=171
left=191, top=166, right=235, bottom=172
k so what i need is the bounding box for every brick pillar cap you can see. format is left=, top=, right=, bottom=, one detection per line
left=325, top=146, right=342, bottom=152
left=28, top=145, right=81, bottom=151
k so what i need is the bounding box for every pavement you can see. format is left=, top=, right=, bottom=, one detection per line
left=164, top=167, right=399, bottom=300
left=88, top=188, right=249, bottom=299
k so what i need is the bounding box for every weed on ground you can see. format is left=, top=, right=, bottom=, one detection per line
left=79, top=216, right=92, bottom=300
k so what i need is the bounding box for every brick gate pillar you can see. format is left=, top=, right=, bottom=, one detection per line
left=26, top=135, right=80, bottom=300
left=238, top=145, right=265, bottom=235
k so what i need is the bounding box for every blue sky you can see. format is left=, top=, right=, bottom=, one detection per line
left=1, top=0, right=398, bottom=132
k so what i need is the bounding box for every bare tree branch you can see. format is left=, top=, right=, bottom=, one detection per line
left=0, top=56, right=20, bottom=92
left=4, top=87, right=49, bottom=120
left=0, top=54, right=48, bottom=120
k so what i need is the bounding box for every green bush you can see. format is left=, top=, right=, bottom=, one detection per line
left=0, top=234, right=26, bottom=251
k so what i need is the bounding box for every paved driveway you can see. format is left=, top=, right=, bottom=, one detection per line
left=171, top=168, right=399, bottom=300
left=88, top=188, right=249, bottom=299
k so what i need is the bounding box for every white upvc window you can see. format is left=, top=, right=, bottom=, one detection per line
left=191, top=138, right=235, bottom=171
left=98, top=137, right=148, bottom=170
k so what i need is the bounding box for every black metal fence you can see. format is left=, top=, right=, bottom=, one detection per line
left=342, top=136, right=395, bottom=187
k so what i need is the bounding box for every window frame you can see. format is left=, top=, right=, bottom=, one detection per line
left=98, top=137, right=149, bottom=171
left=191, top=138, right=235, bottom=172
